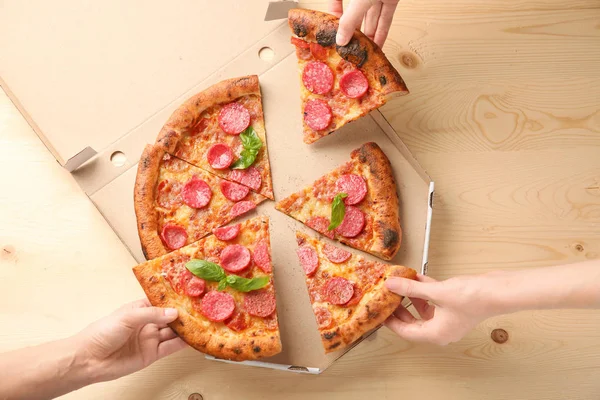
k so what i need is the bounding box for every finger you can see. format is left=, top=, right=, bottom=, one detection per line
left=157, top=337, right=188, bottom=359
left=373, top=1, right=398, bottom=47
left=363, top=1, right=382, bottom=42
left=385, top=277, right=441, bottom=302
left=417, top=273, right=437, bottom=283
left=121, top=307, right=179, bottom=328
left=337, top=0, right=375, bottom=46
left=329, top=0, right=344, bottom=17
left=159, top=327, right=178, bottom=342
left=384, top=315, right=439, bottom=343
left=393, top=305, right=416, bottom=323
left=410, top=298, right=435, bottom=320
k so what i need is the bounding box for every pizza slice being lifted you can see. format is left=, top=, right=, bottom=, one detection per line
left=275, top=142, right=402, bottom=260
left=135, top=143, right=267, bottom=260
left=288, top=8, right=409, bottom=144
left=133, top=216, right=281, bottom=361
left=156, top=75, right=274, bottom=199
left=295, top=231, right=416, bottom=353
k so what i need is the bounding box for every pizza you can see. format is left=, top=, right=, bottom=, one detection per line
left=134, top=143, right=267, bottom=260
left=132, top=216, right=281, bottom=361
left=288, top=8, right=409, bottom=144
left=275, top=142, right=401, bottom=260
left=295, top=231, right=416, bottom=352
left=156, top=75, right=274, bottom=200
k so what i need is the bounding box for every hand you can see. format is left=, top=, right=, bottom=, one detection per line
left=330, top=0, right=400, bottom=47
left=74, top=299, right=188, bottom=382
left=384, top=274, right=496, bottom=345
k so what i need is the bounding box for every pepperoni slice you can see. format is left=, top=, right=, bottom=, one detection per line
left=335, top=174, right=367, bottom=205
left=229, top=166, right=262, bottom=191
left=306, top=216, right=335, bottom=239
left=185, top=276, right=206, bottom=297
left=200, top=291, right=235, bottom=322
left=218, top=103, right=251, bottom=135
left=181, top=177, right=212, bottom=208
left=225, top=310, right=248, bottom=332
left=310, top=43, right=328, bottom=60
left=314, top=306, right=332, bottom=329
left=212, top=224, right=241, bottom=241
left=291, top=37, right=310, bottom=48
left=296, top=246, right=319, bottom=276
left=244, top=290, right=276, bottom=318
left=160, top=223, right=188, bottom=250
left=335, top=206, right=365, bottom=238
left=302, top=61, right=334, bottom=95
left=207, top=143, right=234, bottom=170
left=304, top=99, right=332, bottom=131
left=323, top=244, right=352, bottom=264
left=229, top=200, right=256, bottom=218
left=220, top=244, right=251, bottom=272
left=252, top=240, right=272, bottom=273
left=345, top=286, right=363, bottom=306
left=339, top=70, right=369, bottom=99
left=323, top=277, right=354, bottom=305
left=220, top=181, right=250, bottom=202
left=156, top=180, right=182, bottom=209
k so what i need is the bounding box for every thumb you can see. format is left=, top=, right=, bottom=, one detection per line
left=121, top=306, right=179, bottom=328
left=385, top=277, right=440, bottom=302
left=336, top=0, right=373, bottom=46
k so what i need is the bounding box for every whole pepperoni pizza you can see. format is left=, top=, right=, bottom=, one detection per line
left=135, top=144, right=267, bottom=260
left=275, top=142, right=402, bottom=260
left=295, top=231, right=416, bottom=352
left=288, top=9, right=409, bottom=144
left=133, top=216, right=281, bottom=361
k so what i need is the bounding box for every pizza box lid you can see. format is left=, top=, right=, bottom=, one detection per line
left=0, top=0, right=434, bottom=374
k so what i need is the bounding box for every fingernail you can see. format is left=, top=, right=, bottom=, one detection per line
left=164, top=308, right=178, bottom=318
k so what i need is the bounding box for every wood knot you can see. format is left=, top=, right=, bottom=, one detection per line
left=188, top=394, right=204, bottom=400
left=491, top=328, right=509, bottom=344
left=399, top=52, right=419, bottom=69
left=574, top=243, right=585, bottom=252
left=1, top=245, right=16, bottom=261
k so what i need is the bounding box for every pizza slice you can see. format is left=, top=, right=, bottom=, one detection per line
left=294, top=231, right=416, bottom=353
left=288, top=8, right=409, bottom=144
left=134, top=143, right=267, bottom=260
left=275, top=142, right=401, bottom=260
left=156, top=75, right=274, bottom=199
left=133, top=216, right=282, bottom=361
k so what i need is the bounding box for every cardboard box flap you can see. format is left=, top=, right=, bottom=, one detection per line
left=0, top=0, right=282, bottom=165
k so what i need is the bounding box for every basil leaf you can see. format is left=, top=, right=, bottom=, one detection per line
left=225, top=275, right=270, bottom=293
left=231, top=127, right=262, bottom=170
left=328, top=193, right=349, bottom=231
left=186, top=259, right=226, bottom=282
left=217, top=278, right=228, bottom=291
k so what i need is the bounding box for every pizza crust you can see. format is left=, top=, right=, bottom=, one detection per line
left=134, top=143, right=169, bottom=260
left=133, top=261, right=282, bottom=361
left=320, top=265, right=417, bottom=352
left=351, top=142, right=402, bottom=260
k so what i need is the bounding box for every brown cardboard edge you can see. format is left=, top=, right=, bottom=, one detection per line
left=0, top=76, right=67, bottom=165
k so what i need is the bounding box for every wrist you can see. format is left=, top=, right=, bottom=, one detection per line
left=67, top=334, right=104, bottom=386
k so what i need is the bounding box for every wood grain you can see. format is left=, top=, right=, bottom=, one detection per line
left=1, top=1, right=600, bottom=399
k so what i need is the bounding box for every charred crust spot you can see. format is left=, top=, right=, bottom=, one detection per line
left=368, top=310, right=379, bottom=319
left=293, top=21, right=308, bottom=37
left=140, top=222, right=145, bottom=230
left=316, top=28, right=336, bottom=47
left=323, top=331, right=337, bottom=340
left=219, top=343, right=225, bottom=349
left=159, top=293, right=165, bottom=301
left=336, top=38, right=368, bottom=67
left=149, top=276, right=157, bottom=283
left=379, top=75, right=387, bottom=86
left=383, top=229, right=399, bottom=249
left=328, top=342, right=342, bottom=350
left=141, top=157, right=150, bottom=169
left=233, top=348, right=242, bottom=355
left=142, top=247, right=150, bottom=260
left=178, top=320, right=185, bottom=326
left=253, top=346, right=261, bottom=353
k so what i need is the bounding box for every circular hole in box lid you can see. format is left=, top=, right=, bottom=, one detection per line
left=110, top=151, right=127, bottom=167
left=258, top=46, right=275, bottom=61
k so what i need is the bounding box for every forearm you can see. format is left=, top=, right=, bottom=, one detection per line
left=480, top=259, right=600, bottom=316
left=0, top=336, right=94, bottom=400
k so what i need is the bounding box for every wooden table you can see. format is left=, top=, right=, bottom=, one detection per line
left=1, top=1, right=599, bottom=398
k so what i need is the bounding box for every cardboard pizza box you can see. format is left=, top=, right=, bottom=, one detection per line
left=0, top=0, right=433, bottom=374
